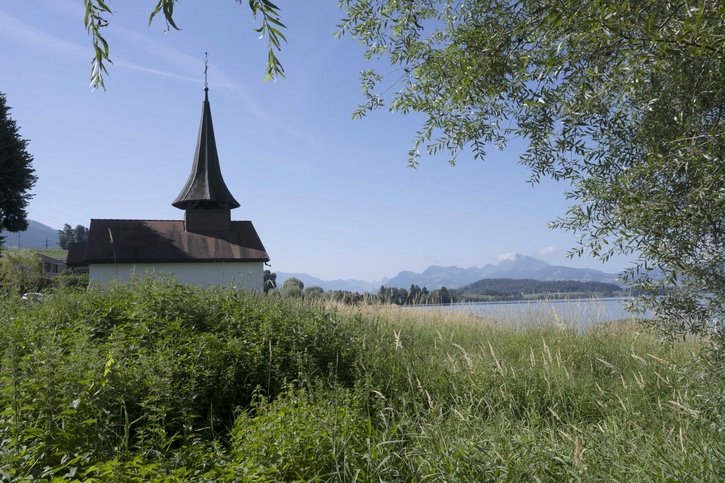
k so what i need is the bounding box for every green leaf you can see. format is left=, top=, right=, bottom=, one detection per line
left=148, top=1, right=163, bottom=26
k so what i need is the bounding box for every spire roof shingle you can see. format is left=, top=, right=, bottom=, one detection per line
left=172, top=89, right=240, bottom=210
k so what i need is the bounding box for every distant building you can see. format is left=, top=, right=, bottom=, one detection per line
left=40, top=254, right=66, bottom=279
left=67, top=87, right=269, bottom=290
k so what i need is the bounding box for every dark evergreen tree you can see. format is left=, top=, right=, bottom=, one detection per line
left=0, top=92, right=36, bottom=247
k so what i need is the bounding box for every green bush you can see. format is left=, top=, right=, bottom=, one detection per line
left=0, top=280, right=721, bottom=481
left=0, top=249, right=43, bottom=295
left=0, top=280, right=361, bottom=479
left=229, top=387, right=367, bottom=480
left=54, top=270, right=89, bottom=289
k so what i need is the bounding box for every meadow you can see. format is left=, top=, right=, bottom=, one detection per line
left=0, top=281, right=722, bottom=481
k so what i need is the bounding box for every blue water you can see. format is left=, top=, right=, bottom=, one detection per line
left=420, top=297, right=647, bottom=328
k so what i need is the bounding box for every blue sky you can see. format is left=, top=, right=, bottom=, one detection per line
left=1, top=1, right=633, bottom=281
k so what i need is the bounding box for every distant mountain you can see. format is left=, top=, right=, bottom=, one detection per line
left=275, top=272, right=380, bottom=293
left=275, top=254, right=620, bottom=293
left=386, top=265, right=493, bottom=290
left=385, top=253, right=619, bottom=289
left=0, top=219, right=60, bottom=249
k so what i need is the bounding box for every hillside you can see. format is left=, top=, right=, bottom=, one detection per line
left=0, top=219, right=60, bottom=249
left=456, top=278, right=623, bottom=301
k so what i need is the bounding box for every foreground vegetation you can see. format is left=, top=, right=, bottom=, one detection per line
left=0, top=281, right=722, bottom=481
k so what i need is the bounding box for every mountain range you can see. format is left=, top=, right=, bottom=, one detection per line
left=277, top=254, right=620, bottom=292
left=0, top=219, right=60, bottom=249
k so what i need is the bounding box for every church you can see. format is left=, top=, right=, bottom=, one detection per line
left=67, top=86, right=270, bottom=290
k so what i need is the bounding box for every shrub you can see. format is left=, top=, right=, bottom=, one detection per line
left=0, top=281, right=721, bottom=480
left=0, top=280, right=361, bottom=479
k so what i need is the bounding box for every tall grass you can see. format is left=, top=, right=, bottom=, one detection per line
left=0, top=281, right=721, bottom=481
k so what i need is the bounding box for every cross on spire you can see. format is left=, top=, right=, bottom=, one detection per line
left=203, top=51, right=209, bottom=91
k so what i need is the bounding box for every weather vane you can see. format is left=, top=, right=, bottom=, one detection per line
left=204, top=51, right=209, bottom=90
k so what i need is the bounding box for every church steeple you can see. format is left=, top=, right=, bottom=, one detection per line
left=172, top=87, right=240, bottom=212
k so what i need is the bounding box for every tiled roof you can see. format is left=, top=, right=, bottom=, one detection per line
left=81, top=219, right=269, bottom=264
left=66, top=242, right=88, bottom=266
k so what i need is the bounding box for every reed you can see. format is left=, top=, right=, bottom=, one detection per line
left=0, top=281, right=720, bottom=481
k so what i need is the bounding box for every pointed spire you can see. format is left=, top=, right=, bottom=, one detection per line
left=203, top=51, right=209, bottom=90
left=172, top=86, right=240, bottom=210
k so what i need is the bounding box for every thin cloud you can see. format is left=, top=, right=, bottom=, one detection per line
left=0, top=6, right=326, bottom=155
left=40, top=0, right=84, bottom=18
left=0, top=10, right=86, bottom=59
left=536, top=246, right=558, bottom=257
left=0, top=12, right=195, bottom=88
left=111, top=25, right=325, bottom=154
left=114, top=60, right=201, bottom=85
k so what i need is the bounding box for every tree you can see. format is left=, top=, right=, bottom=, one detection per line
left=407, top=284, right=423, bottom=305
left=377, top=285, right=410, bottom=305
left=73, top=225, right=89, bottom=244
left=263, top=269, right=277, bottom=294
left=430, top=287, right=452, bottom=305
left=58, top=224, right=72, bottom=249
left=0, top=92, right=37, bottom=248
left=338, top=1, right=724, bottom=343
left=58, top=223, right=89, bottom=249
left=83, top=0, right=286, bottom=89
left=281, top=277, right=304, bottom=298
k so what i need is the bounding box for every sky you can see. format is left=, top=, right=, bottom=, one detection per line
left=0, top=1, right=634, bottom=281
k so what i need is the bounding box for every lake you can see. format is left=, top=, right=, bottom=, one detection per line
left=418, top=297, right=647, bottom=328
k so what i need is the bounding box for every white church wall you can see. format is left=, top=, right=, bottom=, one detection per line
left=89, top=262, right=264, bottom=291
